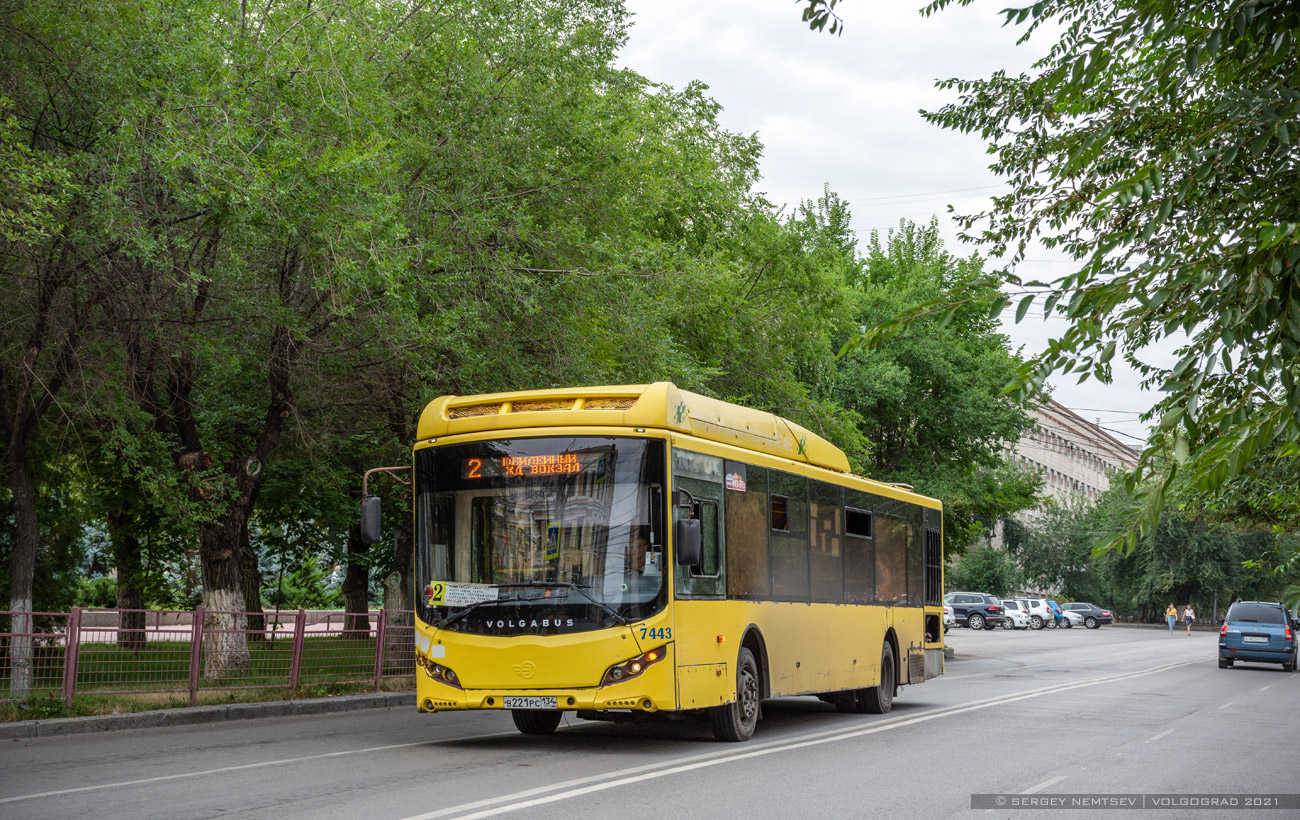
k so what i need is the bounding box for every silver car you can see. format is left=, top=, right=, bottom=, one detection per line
left=1001, top=599, right=1032, bottom=629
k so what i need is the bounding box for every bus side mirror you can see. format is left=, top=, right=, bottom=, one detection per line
left=675, top=518, right=701, bottom=567
left=360, top=496, right=382, bottom=545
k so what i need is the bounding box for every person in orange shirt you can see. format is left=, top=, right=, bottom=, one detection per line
left=1165, top=603, right=1177, bottom=634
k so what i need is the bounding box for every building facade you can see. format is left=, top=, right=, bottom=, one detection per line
left=1011, top=398, right=1141, bottom=510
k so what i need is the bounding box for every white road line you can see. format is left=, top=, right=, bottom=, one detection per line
left=1148, top=729, right=1175, bottom=742
left=1260, top=685, right=1271, bottom=691
left=0, top=732, right=517, bottom=805
left=403, top=657, right=1200, bottom=820
left=1021, top=775, right=1067, bottom=794
left=1218, top=702, right=1234, bottom=710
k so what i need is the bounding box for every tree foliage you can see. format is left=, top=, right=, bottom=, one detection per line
left=0, top=0, right=1047, bottom=649
left=831, top=217, right=1041, bottom=550
left=1014, top=485, right=1295, bottom=616
left=905, top=0, right=1300, bottom=553
left=945, top=544, right=1022, bottom=597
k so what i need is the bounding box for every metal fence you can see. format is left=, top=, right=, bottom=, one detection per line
left=0, top=608, right=415, bottom=707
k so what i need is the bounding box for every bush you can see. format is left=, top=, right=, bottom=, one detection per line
left=73, top=576, right=118, bottom=608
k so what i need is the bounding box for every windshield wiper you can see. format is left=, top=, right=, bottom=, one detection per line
left=437, top=594, right=527, bottom=629
left=435, top=581, right=631, bottom=629
left=493, top=581, right=631, bottom=625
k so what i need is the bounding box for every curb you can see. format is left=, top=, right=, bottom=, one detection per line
left=0, top=691, right=415, bottom=740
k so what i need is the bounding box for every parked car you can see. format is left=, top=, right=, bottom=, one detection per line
left=1000, top=599, right=1031, bottom=630
left=1045, top=600, right=1070, bottom=629
left=943, top=592, right=1006, bottom=630
left=1060, top=602, right=1113, bottom=629
left=1016, top=597, right=1054, bottom=630
left=1219, top=601, right=1298, bottom=671
left=943, top=604, right=955, bottom=632
left=1060, top=608, right=1085, bottom=628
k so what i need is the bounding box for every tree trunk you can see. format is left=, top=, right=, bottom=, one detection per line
left=383, top=522, right=414, bottom=668
left=4, top=442, right=39, bottom=698
left=199, top=508, right=250, bottom=680
left=241, top=526, right=266, bottom=642
left=342, top=523, right=370, bottom=635
left=108, top=507, right=147, bottom=651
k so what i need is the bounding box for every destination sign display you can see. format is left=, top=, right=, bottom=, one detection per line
left=462, top=452, right=588, bottom=479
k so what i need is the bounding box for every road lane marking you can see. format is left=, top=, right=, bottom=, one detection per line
left=1148, top=729, right=1175, bottom=742
left=1021, top=775, right=1067, bottom=794
left=403, top=657, right=1201, bottom=820
left=1218, top=702, right=1234, bottom=710
left=0, top=731, right=517, bottom=805
left=1260, top=685, right=1270, bottom=691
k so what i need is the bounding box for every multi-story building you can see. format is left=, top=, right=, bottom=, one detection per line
left=1011, top=398, right=1141, bottom=509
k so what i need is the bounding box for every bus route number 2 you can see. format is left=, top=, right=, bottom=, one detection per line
left=638, top=626, right=671, bottom=641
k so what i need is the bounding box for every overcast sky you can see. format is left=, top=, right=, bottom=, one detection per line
left=618, top=1, right=1173, bottom=446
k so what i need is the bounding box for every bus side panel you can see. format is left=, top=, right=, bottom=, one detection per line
left=673, top=600, right=893, bottom=701
left=756, top=602, right=886, bottom=696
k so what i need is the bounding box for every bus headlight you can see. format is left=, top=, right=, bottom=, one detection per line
left=601, top=646, right=667, bottom=687
left=418, top=653, right=463, bottom=689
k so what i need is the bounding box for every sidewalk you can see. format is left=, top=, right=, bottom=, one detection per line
left=0, top=691, right=415, bottom=741
left=1111, top=622, right=1220, bottom=633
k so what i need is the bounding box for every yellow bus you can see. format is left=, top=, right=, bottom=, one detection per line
left=363, top=382, right=945, bottom=741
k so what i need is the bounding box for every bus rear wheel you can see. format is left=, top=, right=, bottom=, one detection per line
left=511, top=709, right=563, bottom=736
left=861, top=643, right=895, bottom=715
left=709, top=647, right=760, bottom=742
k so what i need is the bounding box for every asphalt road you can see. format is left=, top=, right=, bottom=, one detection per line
left=2, top=626, right=1295, bottom=820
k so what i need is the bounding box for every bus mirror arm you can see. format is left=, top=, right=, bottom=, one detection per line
left=359, top=466, right=411, bottom=546
left=675, top=518, right=702, bottom=567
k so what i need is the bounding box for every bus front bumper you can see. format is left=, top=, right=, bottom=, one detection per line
left=417, top=686, right=668, bottom=713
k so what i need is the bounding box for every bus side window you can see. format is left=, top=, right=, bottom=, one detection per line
left=873, top=497, right=907, bottom=605
left=843, top=490, right=874, bottom=604
left=690, top=499, right=720, bottom=578
left=725, top=462, right=769, bottom=599
left=672, top=449, right=725, bottom=598
left=769, top=471, right=809, bottom=601
left=809, top=481, right=843, bottom=603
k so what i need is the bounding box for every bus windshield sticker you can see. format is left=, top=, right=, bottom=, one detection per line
left=427, top=582, right=500, bottom=607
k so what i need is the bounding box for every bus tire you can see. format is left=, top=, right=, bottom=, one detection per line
left=511, top=709, right=563, bottom=736
left=708, top=647, right=760, bottom=742
left=861, top=643, right=895, bottom=715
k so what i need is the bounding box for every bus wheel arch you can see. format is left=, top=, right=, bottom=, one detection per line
left=740, top=625, right=771, bottom=700
left=882, top=628, right=900, bottom=693
left=855, top=628, right=898, bottom=715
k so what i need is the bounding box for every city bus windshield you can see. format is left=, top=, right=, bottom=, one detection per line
left=414, top=436, right=667, bottom=634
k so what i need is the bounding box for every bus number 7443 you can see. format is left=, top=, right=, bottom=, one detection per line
left=639, top=626, right=671, bottom=641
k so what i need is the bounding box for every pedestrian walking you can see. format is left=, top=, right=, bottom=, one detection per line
left=1184, top=603, right=1195, bottom=635
left=1165, top=603, right=1177, bottom=634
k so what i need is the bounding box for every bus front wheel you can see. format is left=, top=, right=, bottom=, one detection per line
left=709, top=647, right=760, bottom=742
left=861, top=644, right=895, bottom=715
left=511, top=709, right=563, bottom=735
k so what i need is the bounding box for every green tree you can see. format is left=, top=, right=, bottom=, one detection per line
left=905, top=0, right=1300, bottom=553
left=946, top=546, right=1022, bottom=597
left=835, top=219, right=1041, bottom=550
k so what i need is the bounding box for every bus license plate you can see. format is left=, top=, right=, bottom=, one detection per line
left=1243, top=636, right=1268, bottom=643
left=503, top=696, right=557, bottom=709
